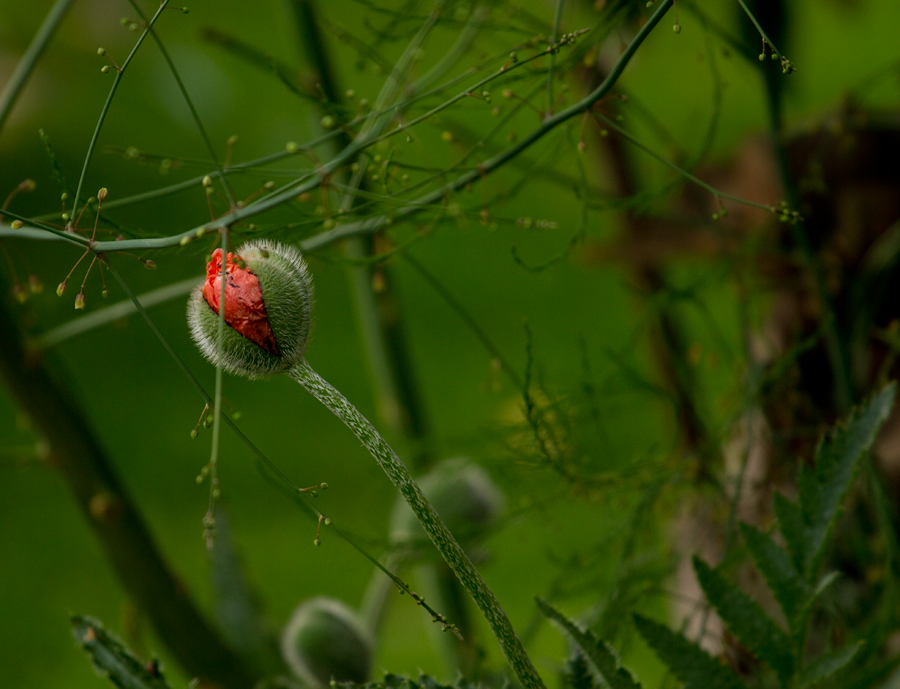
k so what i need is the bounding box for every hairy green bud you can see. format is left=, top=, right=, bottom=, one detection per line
left=187, top=240, right=313, bottom=379
left=281, top=597, right=372, bottom=687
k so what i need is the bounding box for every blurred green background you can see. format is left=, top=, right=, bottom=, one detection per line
left=1, top=0, right=899, bottom=687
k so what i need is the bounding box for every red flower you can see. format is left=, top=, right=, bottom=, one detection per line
left=202, top=248, right=281, bottom=355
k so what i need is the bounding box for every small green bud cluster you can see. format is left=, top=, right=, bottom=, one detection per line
left=773, top=200, right=801, bottom=224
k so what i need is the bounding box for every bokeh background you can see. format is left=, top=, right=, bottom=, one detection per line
left=2, top=1, right=900, bottom=687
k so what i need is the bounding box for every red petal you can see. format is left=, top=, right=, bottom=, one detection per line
left=203, top=248, right=281, bottom=355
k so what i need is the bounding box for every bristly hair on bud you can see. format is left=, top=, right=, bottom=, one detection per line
left=187, top=239, right=314, bottom=379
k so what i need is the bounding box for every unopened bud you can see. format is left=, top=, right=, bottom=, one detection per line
left=143, top=259, right=157, bottom=270
left=97, top=187, right=108, bottom=202
left=28, top=275, right=43, bottom=294
left=188, top=240, right=314, bottom=378
left=281, top=597, right=372, bottom=688
left=56, top=282, right=67, bottom=297
left=13, top=284, right=27, bottom=303
left=10, top=220, right=23, bottom=229
left=75, top=292, right=86, bottom=310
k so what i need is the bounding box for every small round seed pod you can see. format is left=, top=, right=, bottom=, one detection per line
left=389, top=458, right=504, bottom=549
left=280, top=597, right=372, bottom=687
left=187, top=239, right=313, bottom=379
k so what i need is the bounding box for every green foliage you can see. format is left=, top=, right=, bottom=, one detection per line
left=793, top=384, right=897, bottom=580
left=632, top=615, right=746, bottom=689
left=797, top=642, right=863, bottom=689
left=738, top=522, right=807, bottom=630
left=71, top=616, right=171, bottom=689
left=334, top=673, right=480, bottom=689
left=692, top=556, right=794, bottom=682
left=537, top=598, right=642, bottom=689
left=631, top=385, right=897, bottom=689
left=565, top=653, right=598, bottom=689
left=3, top=0, right=900, bottom=687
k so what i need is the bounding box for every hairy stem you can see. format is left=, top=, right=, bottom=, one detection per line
left=289, top=0, right=431, bottom=449
left=288, top=359, right=546, bottom=689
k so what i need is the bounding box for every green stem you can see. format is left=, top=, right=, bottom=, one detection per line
left=288, top=359, right=546, bottom=689
left=0, top=280, right=254, bottom=689
left=546, top=0, right=564, bottom=116
left=126, top=0, right=235, bottom=206
left=10, top=0, right=673, bottom=254
left=72, top=1, right=170, bottom=218
left=0, top=0, right=75, bottom=137
left=736, top=0, right=785, bottom=58
left=289, top=0, right=435, bottom=450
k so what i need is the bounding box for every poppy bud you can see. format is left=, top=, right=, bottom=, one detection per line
left=187, top=239, right=313, bottom=379
left=280, top=597, right=372, bottom=687
left=389, top=458, right=504, bottom=549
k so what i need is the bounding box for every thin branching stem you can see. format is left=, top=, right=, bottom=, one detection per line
left=71, top=1, right=170, bottom=219
left=42, top=0, right=675, bottom=255
left=546, top=0, right=565, bottom=116
left=126, top=0, right=236, bottom=206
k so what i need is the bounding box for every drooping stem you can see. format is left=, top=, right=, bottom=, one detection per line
left=288, top=359, right=546, bottom=689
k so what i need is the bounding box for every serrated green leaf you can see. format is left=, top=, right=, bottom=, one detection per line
left=71, top=615, right=171, bottom=689
left=537, top=598, right=642, bottom=689
left=739, top=522, right=807, bottom=629
left=566, top=652, right=598, bottom=689
left=797, top=384, right=896, bottom=578
left=692, top=557, right=795, bottom=683
left=773, top=491, right=810, bottom=574
left=794, top=571, right=841, bottom=632
left=333, top=674, right=474, bottom=689
left=799, top=642, right=863, bottom=688
left=633, top=614, right=747, bottom=689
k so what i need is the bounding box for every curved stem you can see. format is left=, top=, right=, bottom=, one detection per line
left=288, top=359, right=546, bottom=689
